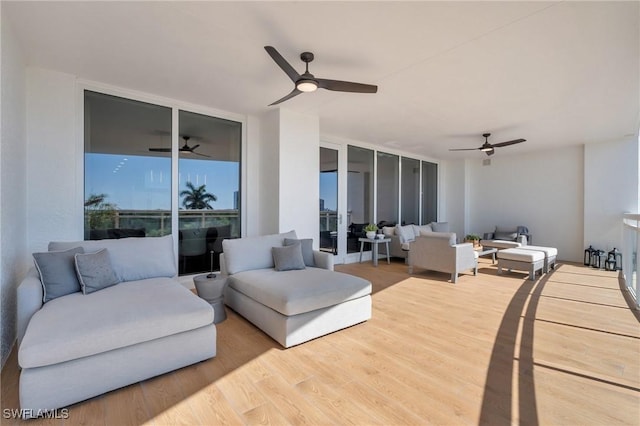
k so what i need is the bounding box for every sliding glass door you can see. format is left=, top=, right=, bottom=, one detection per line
left=84, top=89, right=243, bottom=276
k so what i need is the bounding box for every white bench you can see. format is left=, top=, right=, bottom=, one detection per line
left=517, top=245, right=558, bottom=273
left=497, top=248, right=545, bottom=281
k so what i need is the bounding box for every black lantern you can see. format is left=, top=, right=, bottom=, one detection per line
left=584, top=245, right=595, bottom=266
left=606, top=248, right=622, bottom=271
left=591, top=249, right=605, bottom=269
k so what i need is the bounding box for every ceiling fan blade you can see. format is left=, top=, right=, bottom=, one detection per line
left=264, top=46, right=300, bottom=83
left=190, top=144, right=200, bottom=151
left=492, top=138, right=526, bottom=148
left=317, top=78, right=377, bottom=93
left=449, top=148, right=480, bottom=151
left=149, top=148, right=171, bottom=152
left=269, top=88, right=302, bottom=106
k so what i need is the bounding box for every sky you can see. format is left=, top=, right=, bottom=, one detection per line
left=320, top=172, right=337, bottom=211
left=85, top=153, right=239, bottom=210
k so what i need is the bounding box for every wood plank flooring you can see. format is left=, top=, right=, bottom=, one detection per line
left=2, top=258, right=639, bottom=425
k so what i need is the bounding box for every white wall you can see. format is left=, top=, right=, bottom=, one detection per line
left=441, top=159, right=467, bottom=239
left=257, top=109, right=280, bottom=235
left=1, top=9, right=28, bottom=367
left=467, top=146, right=584, bottom=262
left=277, top=109, right=320, bottom=242
left=584, top=137, right=639, bottom=252
left=26, top=68, right=80, bottom=254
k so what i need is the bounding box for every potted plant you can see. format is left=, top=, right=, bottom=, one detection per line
left=464, top=234, right=481, bottom=248
left=364, top=224, right=378, bottom=240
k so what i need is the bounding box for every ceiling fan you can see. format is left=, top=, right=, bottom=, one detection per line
left=264, top=46, right=378, bottom=106
left=149, top=136, right=210, bottom=157
left=449, top=133, right=526, bottom=156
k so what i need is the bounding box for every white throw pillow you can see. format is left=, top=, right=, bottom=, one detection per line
left=395, top=224, right=416, bottom=244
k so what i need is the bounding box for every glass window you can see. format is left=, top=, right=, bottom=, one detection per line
left=401, top=157, right=420, bottom=225
left=84, top=91, right=172, bottom=240
left=347, top=146, right=374, bottom=253
left=376, top=152, right=399, bottom=226
left=84, top=90, right=242, bottom=276
left=319, top=147, right=338, bottom=254
left=178, top=110, right=242, bottom=275
left=422, top=161, right=438, bottom=224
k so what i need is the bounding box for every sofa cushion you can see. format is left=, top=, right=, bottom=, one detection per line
left=48, top=235, right=176, bottom=282
left=395, top=224, right=416, bottom=243
left=430, top=222, right=449, bottom=232
left=74, top=249, right=121, bottom=294
left=33, top=247, right=85, bottom=303
left=272, top=244, right=306, bottom=271
left=381, top=226, right=395, bottom=237
left=223, top=231, right=297, bottom=274
left=284, top=238, right=315, bottom=267
left=494, top=226, right=518, bottom=241
left=18, top=277, right=213, bottom=369
left=228, top=268, right=371, bottom=316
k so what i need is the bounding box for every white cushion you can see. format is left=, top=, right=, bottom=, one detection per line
left=48, top=235, right=176, bottom=281
left=498, top=248, right=544, bottom=262
left=481, top=240, right=521, bottom=249
left=395, top=224, right=416, bottom=243
left=382, top=226, right=395, bottom=237
left=228, top=268, right=371, bottom=316
left=223, top=231, right=297, bottom=274
left=19, top=277, right=213, bottom=368
left=518, top=245, right=558, bottom=257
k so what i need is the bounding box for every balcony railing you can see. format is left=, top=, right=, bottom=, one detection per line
left=86, top=209, right=240, bottom=238
left=622, top=213, right=639, bottom=309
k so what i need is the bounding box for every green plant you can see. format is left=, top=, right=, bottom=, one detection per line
left=84, top=193, right=118, bottom=230
left=464, top=234, right=481, bottom=241
left=364, top=223, right=378, bottom=232
left=180, top=182, right=217, bottom=210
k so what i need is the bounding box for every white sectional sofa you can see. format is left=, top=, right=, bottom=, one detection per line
left=221, top=230, right=372, bottom=348
left=17, top=236, right=216, bottom=418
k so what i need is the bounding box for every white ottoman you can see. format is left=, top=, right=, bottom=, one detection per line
left=518, top=245, right=558, bottom=273
left=497, top=248, right=545, bottom=281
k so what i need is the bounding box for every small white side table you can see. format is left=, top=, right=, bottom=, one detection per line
left=358, top=237, right=391, bottom=266
left=193, top=274, right=228, bottom=324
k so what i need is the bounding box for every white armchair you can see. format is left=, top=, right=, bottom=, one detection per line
left=408, top=232, right=478, bottom=283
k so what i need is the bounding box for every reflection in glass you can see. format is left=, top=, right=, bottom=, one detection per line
left=347, top=146, right=374, bottom=253
left=377, top=152, right=399, bottom=226
left=84, top=91, right=172, bottom=240
left=422, top=161, right=438, bottom=224
left=401, top=157, right=420, bottom=225
left=178, top=110, right=241, bottom=275
left=319, top=147, right=338, bottom=254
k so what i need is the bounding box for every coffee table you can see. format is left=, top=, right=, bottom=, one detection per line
left=476, top=247, right=498, bottom=263
left=358, top=237, right=391, bottom=266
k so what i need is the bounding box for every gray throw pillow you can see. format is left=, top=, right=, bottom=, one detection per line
left=395, top=224, right=416, bottom=243
left=33, top=247, right=85, bottom=303
left=272, top=243, right=306, bottom=271
left=284, top=238, right=315, bottom=267
left=74, top=249, right=121, bottom=294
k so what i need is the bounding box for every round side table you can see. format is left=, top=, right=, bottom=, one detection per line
left=193, top=273, right=228, bottom=324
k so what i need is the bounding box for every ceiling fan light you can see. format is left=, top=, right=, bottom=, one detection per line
left=480, top=146, right=493, bottom=152
left=297, top=79, right=318, bottom=92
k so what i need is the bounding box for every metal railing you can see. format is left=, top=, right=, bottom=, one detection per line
left=87, top=209, right=240, bottom=237
left=622, top=213, right=639, bottom=309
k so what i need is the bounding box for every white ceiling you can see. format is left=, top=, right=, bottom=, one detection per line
left=4, top=1, right=639, bottom=159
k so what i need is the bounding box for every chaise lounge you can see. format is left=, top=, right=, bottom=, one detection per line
left=221, top=230, right=372, bottom=347
left=17, top=236, right=216, bottom=418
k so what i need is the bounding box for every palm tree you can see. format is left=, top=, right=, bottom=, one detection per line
left=84, top=193, right=118, bottom=229
left=180, top=182, right=217, bottom=209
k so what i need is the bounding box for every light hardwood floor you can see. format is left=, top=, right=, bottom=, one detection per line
left=2, top=258, right=639, bottom=425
